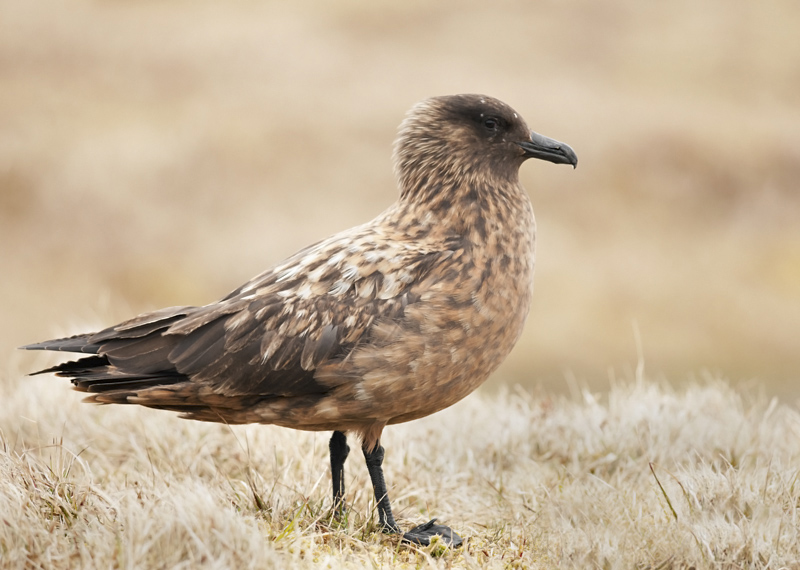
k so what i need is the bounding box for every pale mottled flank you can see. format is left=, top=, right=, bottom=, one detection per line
left=3, top=373, right=800, bottom=568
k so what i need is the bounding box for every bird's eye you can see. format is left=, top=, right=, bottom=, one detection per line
left=482, top=117, right=499, bottom=131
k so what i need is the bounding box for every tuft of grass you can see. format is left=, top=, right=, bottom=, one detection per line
left=2, top=0, right=800, bottom=398
left=3, top=373, right=800, bottom=568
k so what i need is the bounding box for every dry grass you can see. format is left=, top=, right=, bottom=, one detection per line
left=2, top=0, right=799, bottom=398
left=3, top=368, right=800, bottom=568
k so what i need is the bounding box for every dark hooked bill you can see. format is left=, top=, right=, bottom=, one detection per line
left=517, top=131, right=578, bottom=168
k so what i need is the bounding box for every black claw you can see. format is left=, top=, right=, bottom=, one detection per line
left=402, top=518, right=463, bottom=548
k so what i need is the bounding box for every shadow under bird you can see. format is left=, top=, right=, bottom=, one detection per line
left=22, top=94, right=577, bottom=547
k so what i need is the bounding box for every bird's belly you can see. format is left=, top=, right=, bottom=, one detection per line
left=326, top=260, right=534, bottom=425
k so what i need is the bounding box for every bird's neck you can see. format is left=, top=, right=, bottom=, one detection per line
left=389, top=174, right=534, bottom=245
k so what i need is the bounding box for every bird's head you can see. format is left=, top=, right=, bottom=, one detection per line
left=393, top=94, right=577, bottom=200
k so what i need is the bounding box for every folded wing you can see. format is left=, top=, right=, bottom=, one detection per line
left=23, top=236, right=445, bottom=421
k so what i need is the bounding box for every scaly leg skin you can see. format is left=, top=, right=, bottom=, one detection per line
left=329, top=431, right=350, bottom=516
left=362, top=441, right=463, bottom=548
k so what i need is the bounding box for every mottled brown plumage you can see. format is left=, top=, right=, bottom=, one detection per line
left=23, top=94, right=576, bottom=546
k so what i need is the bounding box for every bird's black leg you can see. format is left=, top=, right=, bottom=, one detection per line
left=362, top=440, right=463, bottom=548
left=329, top=431, right=349, bottom=515
left=362, top=440, right=401, bottom=533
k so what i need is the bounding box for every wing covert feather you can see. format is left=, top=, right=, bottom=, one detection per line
left=156, top=241, right=445, bottom=398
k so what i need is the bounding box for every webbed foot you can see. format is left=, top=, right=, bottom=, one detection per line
left=401, top=519, right=463, bottom=548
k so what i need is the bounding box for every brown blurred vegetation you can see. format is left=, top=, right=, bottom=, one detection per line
left=2, top=0, right=799, bottom=397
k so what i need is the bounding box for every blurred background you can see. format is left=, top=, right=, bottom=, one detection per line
left=2, top=0, right=798, bottom=399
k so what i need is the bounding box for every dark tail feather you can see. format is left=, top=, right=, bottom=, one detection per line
left=20, top=334, right=102, bottom=354
left=31, top=355, right=109, bottom=376
left=28, top=353, right=186, bottom=393
left=75, top=375, right=186, bottom=393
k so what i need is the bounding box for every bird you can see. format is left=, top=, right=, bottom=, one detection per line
left=21, top=94, right=577, bottom=547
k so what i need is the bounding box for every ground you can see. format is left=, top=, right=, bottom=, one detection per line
left=3, top=367, right=799, bottom=569
left=2, top=0, right=800, bottom=398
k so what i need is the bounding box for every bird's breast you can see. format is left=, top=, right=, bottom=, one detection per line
left=326, top=195, right=536, bottom=424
